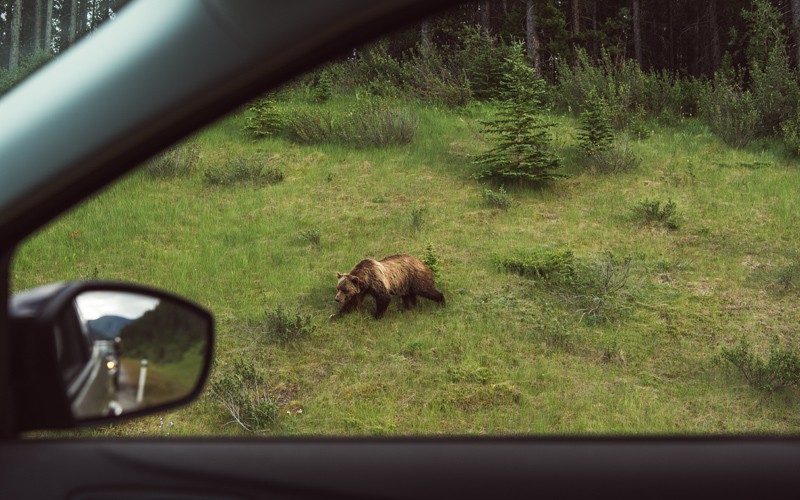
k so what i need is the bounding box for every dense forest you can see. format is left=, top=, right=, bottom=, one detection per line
left=0, top=0, right=127, bottom=71
left=2, top=1, right=800, bottom=76
left=7, top=1, right=797, bottom=151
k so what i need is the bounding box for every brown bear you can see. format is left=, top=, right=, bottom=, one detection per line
left=332, top=254, right=445, bottom=319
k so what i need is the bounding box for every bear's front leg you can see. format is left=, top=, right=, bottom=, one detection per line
left=373, top=295, right=391, bottom=319
left=330, top=296, right=360, bottom=319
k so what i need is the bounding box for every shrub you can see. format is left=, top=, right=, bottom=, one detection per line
left=209, top=356, right=280, bottom=432
left=498, top=249, right=633, bottom=324
left=203, top=155, right=284, bottom=186
left=720, top=337, right=800, bottom=392
left=285, top=100, right=417, bottom=148
left=532, top=316, right=582, bottom=354
left=143, top=140, right=199, bottom=179
left=354, top=40, right=407, bottom=99
left=410, top=205, right=427, bottom=231
left=556, top=47, right=687, bottom=128
left=300, top=227, right=321, bottom=247
left=422, top=240, right=443, bottom=281
left=402, top=43, right=472, bottom=107
left=0, top=50, right=52, bottom=96
left=284, top=109, right=336, bottom=144
left=698, top=75, right=760, bottom=149
left=496, top=247, right=575, bottom=283
left=345, top=99, right=418, bottom=147
left=244, top=97, right=283, bottom=138
left=472, top=43, right=563, bottom=183
left=631, top=198, right=678, bottom=229
left=566, top=252, right=632, bottom=324
left=264, top=303, right=315, bottom=346
left=780, top=111, right=800, bottom=157
left=741, top=0, right=799, bottom=136
left=772, top=259, right=800, bottom=293
left=314, top=70, right=333, bottom=103
left=589, top=135, right=640, bottom=174
left=482, top=185, right=512, bottom=210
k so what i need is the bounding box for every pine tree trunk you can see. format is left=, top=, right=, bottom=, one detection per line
left=632, top=0, right=642, bottom=67
left=9, top=0, right=22, bottom=70
left=34, top=0, right=42, bottom=52
left=480, top=0, right=491, bottom=36
left=708, top=0, right=721, bottom=75
left=420, top=19, right=431, bottom=51
left=571, top=0, right=580, bottom=36
left=791, top=0, right=800, bottom=68
left=44, top=0, right=53, bottom=52
left=78, top=0, right=89, bottom=35
left=526, top=0, right=541, bottom=76
left=68, top=0, right=78, bottom=44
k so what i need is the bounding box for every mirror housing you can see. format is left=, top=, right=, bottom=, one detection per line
left=9, top=281, right=213, bottom=432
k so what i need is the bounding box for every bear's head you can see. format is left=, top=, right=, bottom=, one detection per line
left=334, top=272, right=363, bottom=303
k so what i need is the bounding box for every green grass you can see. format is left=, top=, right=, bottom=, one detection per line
left=14, top=94, right=800, bottom=437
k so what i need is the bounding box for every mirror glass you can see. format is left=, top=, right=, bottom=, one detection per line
left=58, top=291, right=210, bottom=419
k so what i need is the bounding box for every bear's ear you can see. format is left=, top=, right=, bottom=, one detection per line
left=350, top=275, right=363, bottom=288
left=336, top=272, right=343, bottom=278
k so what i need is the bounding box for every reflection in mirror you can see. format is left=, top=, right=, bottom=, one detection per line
left=60, top=291, right=209, bottom=419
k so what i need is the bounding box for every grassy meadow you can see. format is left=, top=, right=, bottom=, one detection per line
left=13, top=93, right=800, bottom=437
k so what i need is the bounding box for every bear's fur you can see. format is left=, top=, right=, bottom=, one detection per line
left=332, top=254, right=445, bottom=319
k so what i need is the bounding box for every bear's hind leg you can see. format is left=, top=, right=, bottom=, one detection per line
left=420, top=289, right=445, bottom=305
left=402, top=294, right=418, bottom=310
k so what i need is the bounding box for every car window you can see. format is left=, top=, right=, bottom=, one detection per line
left=9, top=0, right=800, bottom=437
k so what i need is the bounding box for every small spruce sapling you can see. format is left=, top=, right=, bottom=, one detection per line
left=578, top=90, right=614, bottom=158
left=472, top=42, right=562, bottom=183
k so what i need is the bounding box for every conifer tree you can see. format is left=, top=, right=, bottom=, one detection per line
left=577, top=89, right=614, bottom=157
left=472, top=43, right=562, bottom=183
left=244, top=97, right=283, bottom=138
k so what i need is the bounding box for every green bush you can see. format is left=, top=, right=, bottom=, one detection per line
left=482, top=185, right=512, bottom=210
left=498, top=249, right=633, bottom=324
left=566, top=252, right=632, bottom=324
left=556, top=47, right=689, bottom=128
left=631, top=198, right=678, bottom=229
left=265, top=303, right=315, bottom=346
left=203, top=155, right=284, bottom=186
left=698, top=75, right=760, bottom=149
left=496, top=247, right=575, bottom=283
left=143, top=140, right=199, bottom=179
left=285, top=100, right=417, bottom=148
left=0, top=50, right=52, bottom=95
left=780, top=111, right=800, bottom=157
left=300, top=227, right=321, bottom=247
left=402, top=43, right=472, bottom=107
left=589, top=136, right=640, bottom=174
left=410, top=205, right=427, bottom=231
left=741, top=0, right=799, bottom=137
left=209, top=357, right=280, bottom=432
left=284, top=108, right=336, bottom=144
left=720, top=337, right=800, bottom=392
left=346, top=99, right=418, bottom=147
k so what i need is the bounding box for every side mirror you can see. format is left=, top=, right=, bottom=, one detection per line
left=9, top=281, right=213, bottom=432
